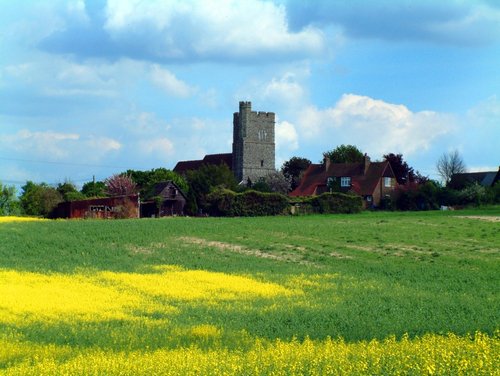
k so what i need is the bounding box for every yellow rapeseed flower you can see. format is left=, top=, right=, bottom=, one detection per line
left=0, top=216, right=46, bottom=223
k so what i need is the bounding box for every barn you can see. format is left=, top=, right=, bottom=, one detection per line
left=139, top=181, right=187, bottom=217
left=53, top=195, right=139, bottom=219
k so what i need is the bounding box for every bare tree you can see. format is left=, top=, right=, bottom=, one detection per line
left=436, top=150, right=466, bottom=185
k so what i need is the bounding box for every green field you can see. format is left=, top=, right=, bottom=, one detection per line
left=0, top=209, right=499, bottom=374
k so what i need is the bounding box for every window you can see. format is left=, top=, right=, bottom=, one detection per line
left=261, top=160, right=264, bottom=167
left=366, top=196, right=373, bottom=202
left=258, top=129, right=267, bottom=141
left=340, top=177, right=351, bottom=187
left=384, top=177, right=392, bottom=187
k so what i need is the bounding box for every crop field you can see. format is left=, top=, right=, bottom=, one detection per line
left=0, top=210, right=499, bottom=375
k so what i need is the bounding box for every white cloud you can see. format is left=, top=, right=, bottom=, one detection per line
left=103, top=0, right=324, bottom=61
left=263, top=73, right=305, bottom=104
left=3, top=57, right=122, bottom=98
left=0, top=129, right=121, bottom=161
left=123, top=111, right=172, bottom=135
left=285, top=1, right=500, bottom=46
left=150, top=65, right=195, bottom=98
left=295, top=94, right=455, bottom=158
left=85, top=136, right=121, bottom=153
left=4, top=130, right=80, bottom=158
left=137, top=137, right=175, bottom=159
left=276, top=120, right=299, bottom=152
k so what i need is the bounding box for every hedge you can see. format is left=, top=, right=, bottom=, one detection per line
left=290, top=192, right=362, bottom=215
left=206, top=189, right=289, bottom=217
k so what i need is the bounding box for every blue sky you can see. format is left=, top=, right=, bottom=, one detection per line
left=1, top=0, right=499, bottom=189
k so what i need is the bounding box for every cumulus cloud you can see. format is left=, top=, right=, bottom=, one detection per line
left=295, top=94, right=454, bottom=158
left=285, top=0, right=500, bottom=46
left=2, top=57, right=121, bottom=102
left=0, top=129, right=121, bottom=161
left=150, top=65, right=195, bottom=98
left=3, top=130, right=80, bottom=159
left=40, top=0, right=325, bottom=62
left=263, top=73, right=306, bottom=104
left=276, top=120, right=299, bottom=152
left=137, top=137, right=175, bottom=159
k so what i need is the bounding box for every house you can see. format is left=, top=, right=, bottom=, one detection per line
left=140, top=181, right=187, bottom=217
left=449, top=168, right=500, bottom=190
left=290, top=155, right=398, bottom=208
left=53, top=195, right=139, bottom=219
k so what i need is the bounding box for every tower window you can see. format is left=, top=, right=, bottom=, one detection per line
left=261, top=160, right=264, bottom=167
left=258, top=129, right=268, bottom=141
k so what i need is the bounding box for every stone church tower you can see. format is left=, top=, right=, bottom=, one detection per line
left=232, top=101, right=275, bottom=183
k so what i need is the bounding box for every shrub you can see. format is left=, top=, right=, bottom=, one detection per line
left=458, top=183, right=488, bottom=206
left=113, top=198, right=138, bottom=219
left=206, top=189, right=289, bottom=217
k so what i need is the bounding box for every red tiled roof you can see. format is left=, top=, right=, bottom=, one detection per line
left=289, top=160, right=394, bottom=197
left=173, top=153, right=232, bottom=174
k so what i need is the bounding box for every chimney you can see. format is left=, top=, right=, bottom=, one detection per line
left=363, top=153, right=370, bottom=174
left=324, top=156, right=331, bottom=171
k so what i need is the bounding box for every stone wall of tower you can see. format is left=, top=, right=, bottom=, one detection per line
left=232, top=101, right=275, bottom=183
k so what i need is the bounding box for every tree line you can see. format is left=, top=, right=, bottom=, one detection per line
left=1, top=145, right=498, bottom=217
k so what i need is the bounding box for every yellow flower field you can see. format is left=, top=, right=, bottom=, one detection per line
left=0, top=216, right=45, bottom=223
left=1, top=331, right=498, bottom=375
left=0, top=266, right=498, bottom=375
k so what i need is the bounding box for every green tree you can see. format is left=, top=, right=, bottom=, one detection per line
left=185, top=164, right=237, bottom=215
left=323, top=145, right=364, bottom=164
left=81, top=180, right=107, bottom=198
left=20, top=181, right=63, bottom=217
left=125, top=168, right=188, bottom=200
left=0, top=182, right=20, bottom=216
left=281, top=156, right=311, bottom=191
left=384, top=153, right=414, bottom=185
left=57, top=181, right=85, bottom=201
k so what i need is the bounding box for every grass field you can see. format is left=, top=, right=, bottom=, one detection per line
left=0, top=209, right=499, bottom=374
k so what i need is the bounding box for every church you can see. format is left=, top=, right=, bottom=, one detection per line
left=174, top=102, right=276, bottom=184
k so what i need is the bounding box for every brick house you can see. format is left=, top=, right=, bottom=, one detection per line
left=290, top=155, right=398, bottom=208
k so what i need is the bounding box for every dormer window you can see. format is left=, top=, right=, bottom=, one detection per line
left=384, top=177, right=392, bottom=187
left=341, top=177, right=351, bottom=187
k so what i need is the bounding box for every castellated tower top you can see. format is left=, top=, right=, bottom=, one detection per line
left=239, top=101, right=252, bottom=110
left=232, top=101, right=276, bottom=183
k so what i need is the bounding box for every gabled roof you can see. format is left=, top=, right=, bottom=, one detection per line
left=449, top=168, right=500, bottom=188
left=173, top=153, right=232, bottom=174
left=289, top=160, right=394, bottom=197
left=151, top=181, right=187, bottom=200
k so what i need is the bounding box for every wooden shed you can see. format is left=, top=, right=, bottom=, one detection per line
left=140, top=181, right=187, bottom=217
left=53, top=195, right=139, bottom=219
